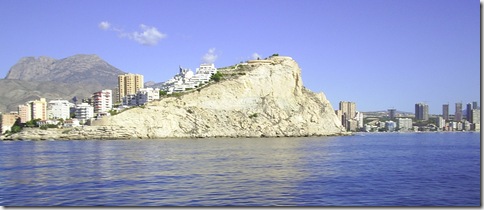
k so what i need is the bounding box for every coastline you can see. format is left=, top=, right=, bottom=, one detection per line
left=1, top=127, right=352, bottom=141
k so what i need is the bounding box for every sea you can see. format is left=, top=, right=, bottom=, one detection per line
left=0, top=132, right=480, bottom=207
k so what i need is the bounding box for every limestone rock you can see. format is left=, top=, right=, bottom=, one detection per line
left=90, top=56, right=345, bottom=138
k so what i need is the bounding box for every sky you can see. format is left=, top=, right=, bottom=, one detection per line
left=0, top=0, right=480, bottom=114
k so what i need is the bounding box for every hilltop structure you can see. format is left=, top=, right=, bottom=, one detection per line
left=161, top=63, right=217, bottom=94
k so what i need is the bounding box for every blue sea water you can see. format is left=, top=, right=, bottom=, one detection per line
left=0, top=132, right=480, bottom=206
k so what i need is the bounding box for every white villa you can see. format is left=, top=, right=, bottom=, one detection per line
left=161, top=63, right=217, bottom=94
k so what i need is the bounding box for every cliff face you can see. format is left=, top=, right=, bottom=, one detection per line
left=85, top=56, right=344, bottom=138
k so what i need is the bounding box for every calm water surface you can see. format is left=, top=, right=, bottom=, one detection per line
left=0, top=132, right=480, bottom=206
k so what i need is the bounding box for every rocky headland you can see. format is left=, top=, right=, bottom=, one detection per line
left=3, top=56, right=347, bottom=140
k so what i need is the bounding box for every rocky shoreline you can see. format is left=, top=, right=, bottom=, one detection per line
left=1, top=127, right=352, bottom=141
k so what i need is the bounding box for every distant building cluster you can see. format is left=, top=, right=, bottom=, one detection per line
left=359, top=101, right=480, bottom=133
left=438, top=102, right=480, bottom=132
left=0, top=89, right=115, bottom=134
left=335, top=101, right=364, bottom=132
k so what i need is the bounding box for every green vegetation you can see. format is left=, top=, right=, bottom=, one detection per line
left=10, top=125, right=22, bottom=133
left=109, top=109, right=118, bottom=116
left=40, top=124, right=58, bottom=130
left=171, top=92, right=183, bottom=98
left=249, top=113, right=258, bottom=118
left=271, top=53, right=279, bottom=57
left=159, top=90, right=167, bottom=96
left=211, top=72, right=223, bottom=82
left=25, top=119, right=41, bottom=127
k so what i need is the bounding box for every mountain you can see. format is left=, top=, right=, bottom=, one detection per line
left=5, top=54, right=124, bottom=86
left=0, top=54, right=126, bottom=113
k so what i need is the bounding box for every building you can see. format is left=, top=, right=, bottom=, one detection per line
left=136, top=88, right=160, bottom=105
left=442, top=104, right=449, bottom=121
left=30, top=98, right=47, bottom=121
left=118, top=73, right=144, bottom=102
left=355, top=111, right=364, bottom=129
left=74, top=103, right=94, bottom=123
left=415, top=103, right=429, bottom=121
left=470, top=109, right=480, bottom=124
left=472, top=101, right=479, bottom=110
left=339, top=101, right=356, bottom=131
left=1, top=113, right=18, bottom=134
left=463, top=121, right=471, bottom=131
left=92, top=89, right=113, bottom=114
left=455, top=102, right=462, bottom=122
left=385, top=121, right=396, bottom=132
left=18, top=98, right=47, bottom=123
left=47, top=99, right=72, bottom=120
left=388, top=109, right=396, bottom=120
left=18, top=104, right=31, bottom=123
left=161, top=64, right=217, bottom=94
left=122, top=88, right=161, bottom=106
left=397, top=118, right=413, bottom=131
left=436, top=117, right=445, bottom=130
left=466, top=103, right=472, bottom=121
left=346, top=119, right=358, bottom=132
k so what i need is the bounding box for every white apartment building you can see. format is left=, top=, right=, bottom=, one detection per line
left=93, top=89, right=113, bottom=113
left=436, top=117, right=445, bottom=129
left=122, top=88, right=160, bottom=106
left=47, top=99, right=72, bottom=120
left=136, top=88, right=160, bottom=105
left=397, top=118, right=413, bottom=131
left=161, top=64, right=217, bottom=94
left=355, top=111, right=364, bottom=129
left=75, top=103, right=94, bottom=122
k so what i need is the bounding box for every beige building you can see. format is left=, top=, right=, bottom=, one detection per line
left=18, top=104, right=32, bottom=123
left=338, top=101, right=356, bottom=131
left=31, top=98, right=47, bottom=121
left=1, top=113, right=19, bottom=134
left=17, top=98, right=47, bottom=123
left=118, top=73, right=144, bottom=102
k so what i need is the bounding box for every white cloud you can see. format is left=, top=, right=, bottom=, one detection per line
left=202, top=48, right=218, bottom=64
left=98, top=21, right=111, bottom=30
left=99, top=21, right=166, bottom=46
left=252, top=52, right=261, bottom=60
left=130, top=24, right=167, bottom=46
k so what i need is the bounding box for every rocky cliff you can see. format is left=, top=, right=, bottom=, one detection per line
left=95, top=56, right=344, bottom=138
left=4, top=56, right=345, bottom=140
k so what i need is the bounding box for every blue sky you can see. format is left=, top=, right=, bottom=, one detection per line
left=0, top=0, right=480, bottom=114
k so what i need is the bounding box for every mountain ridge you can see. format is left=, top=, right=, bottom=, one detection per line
left=0, top=54, right=126, bottom=113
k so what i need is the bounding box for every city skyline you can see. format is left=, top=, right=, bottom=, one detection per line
left=0, top=0, right=479, bottom=113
